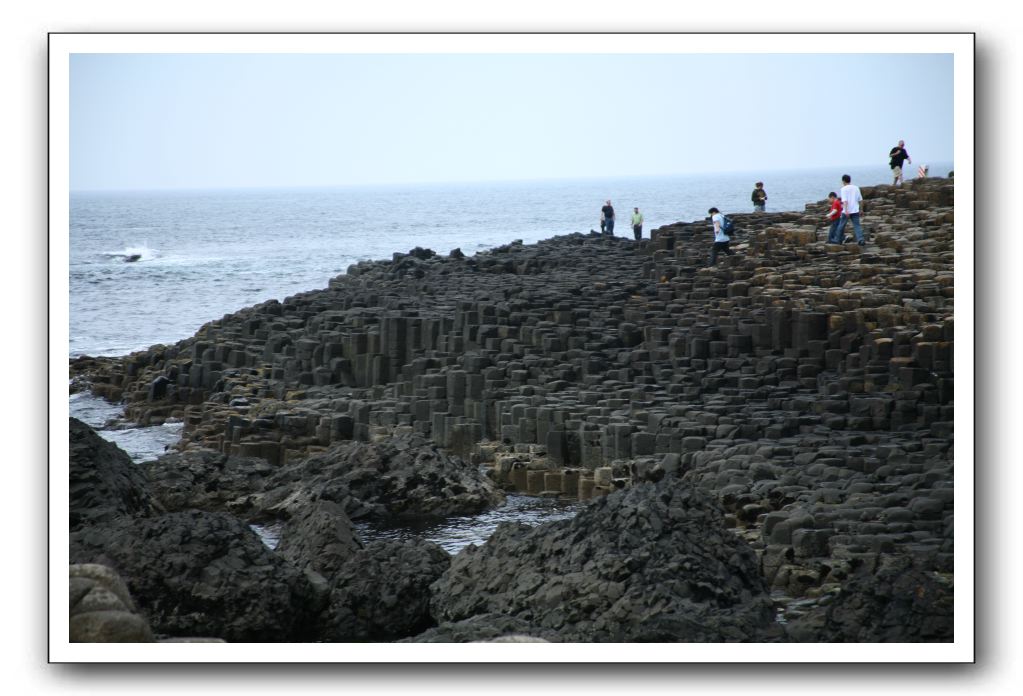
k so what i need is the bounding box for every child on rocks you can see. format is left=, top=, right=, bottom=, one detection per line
left=825, top=192, right=843, bottom=243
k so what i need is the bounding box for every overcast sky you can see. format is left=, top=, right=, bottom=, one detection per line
left=70, top=52, right=953, bottom=191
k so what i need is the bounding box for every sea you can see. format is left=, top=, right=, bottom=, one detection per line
left=67, top=163, right=951, bottom=550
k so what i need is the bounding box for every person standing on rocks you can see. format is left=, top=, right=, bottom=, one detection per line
left=707, top=207, right=735, bottom=266
left=825, top=191, right=843, bottom=243
left=889, top=140, right=912, bottom=186
left=601, top=200, right=616, bottom=235
left=835, top=174, right=866, bottom=246
left=631, top=207, right=643, bottom=241
left=751, top=181, right=768, bottom=212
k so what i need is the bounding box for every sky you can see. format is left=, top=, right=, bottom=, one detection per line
left=69, top=52, right=954, bottom=191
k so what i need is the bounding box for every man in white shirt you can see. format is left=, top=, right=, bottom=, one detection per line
left=835, top=174, right=866, bottom=246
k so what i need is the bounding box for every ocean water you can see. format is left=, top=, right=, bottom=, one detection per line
left=68, top=164, right=951, bottom=358
left=250, top=494, right=580, bottom=554
left=69, top=390, right=183, bottom=463
left=67, top=164, right=951, bottom=550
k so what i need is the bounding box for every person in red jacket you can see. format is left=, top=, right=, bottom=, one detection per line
left=825, top=191, right=844, bottom=243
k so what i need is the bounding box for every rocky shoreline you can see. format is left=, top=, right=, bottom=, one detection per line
left=69, top=177, right=955, bottom=643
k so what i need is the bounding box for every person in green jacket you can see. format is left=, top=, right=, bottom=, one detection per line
left=631, top=207, right=644, bottom=241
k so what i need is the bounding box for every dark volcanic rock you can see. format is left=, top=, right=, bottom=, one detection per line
left=70, top=180, right=957, bottom=641
left=318, top=539, right=451, bottom=641
left=250, top=433, right=504, bottom=521
left=70, top=417, right=155, bottom=531
left=144, top=449, right=276, bottom=513
left=401, top=613, right=558, bottom=643
left=69, top=509, right=321, bottom=642
left=407, top=246, right=436, bottom=260
left=785, top=555, right=954, bottom=642
left=70, top=563, right=227, bottom=643
left=430, top=478, right=779, bottom=642
left=275, top=500, right=364, bottom=579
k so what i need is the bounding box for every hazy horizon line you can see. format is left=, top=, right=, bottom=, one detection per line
left=69, top=160, right=954, bottom=196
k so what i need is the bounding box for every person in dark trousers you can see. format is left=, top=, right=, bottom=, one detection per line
left=835, top=174, right=866, bottom=246
left=889, top=140, right=912, bottom=186
left=631, top=207, right=643, bottom=241
left=601, top=200, right=615, bottom=235
left=707, top=207, right=734, bottom=266
left=825, top=191, right=843, bottom=243
left=751, top=181, right=767, bottom=212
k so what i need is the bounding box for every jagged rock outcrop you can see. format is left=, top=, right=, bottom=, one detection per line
left=70, top=417, right=155, bottom=531
left=239, top=433, right=504, bottom=521
left=274, top=500, right=363, bottom=579
left=144, top=449, right=276, bottom=513
left=784, top=554, right=954, bottom=642
left=317, top=539, right=450, bottom=641
left=430, top=478, right=780, bottom=642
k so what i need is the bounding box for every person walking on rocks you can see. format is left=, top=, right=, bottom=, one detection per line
left=601, top=200, right=616, bottom=235
left=825, top=191, right=843, bottom=243
left=631, top=207, right=644, bottom=241
left=751, top=181, right=768, bottom=212
left=835, top=174, right=866, bottom=246
left=707, top=207, right=735, bottom=266
left=889, top=140, right=912, bottom=186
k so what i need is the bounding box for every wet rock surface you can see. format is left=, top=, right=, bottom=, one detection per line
left=69, top=178, right=956, bottom=642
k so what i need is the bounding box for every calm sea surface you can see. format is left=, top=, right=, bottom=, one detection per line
left=67, top=165, right=950, bottom=550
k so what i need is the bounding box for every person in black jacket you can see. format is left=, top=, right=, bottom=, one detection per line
left=751, top=182, right=767, bottom=212
left=889, top=140, right=912, bottom=186
left=601, top=200, right=615, bottom=235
